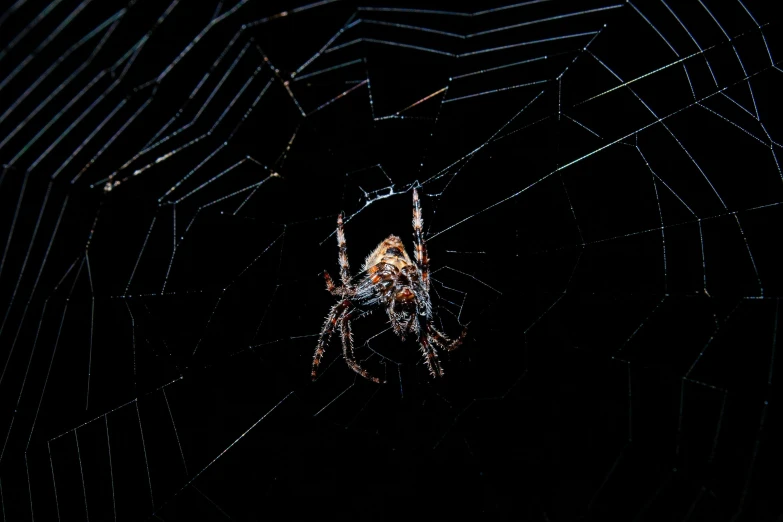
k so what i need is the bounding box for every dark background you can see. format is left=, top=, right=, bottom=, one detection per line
left=0, top=1, right=782, bottom=520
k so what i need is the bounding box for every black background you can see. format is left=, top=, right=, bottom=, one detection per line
left=1, top=1, right=782, bottom=520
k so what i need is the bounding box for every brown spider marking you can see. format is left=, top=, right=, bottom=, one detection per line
left=361, top=235, right=413, bottom=272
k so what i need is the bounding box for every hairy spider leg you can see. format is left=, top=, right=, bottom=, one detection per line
left=412, top=189, right=430, bottom=292
left=337, top=212, right=352, bottom=288
left=323, top=270, right=353, bottom=297
left=324, top=270, right=337, bottom=293
left=428, top=323, right=467, bottom=352
left=417, top=318, right=444, bottom=377
left=340, top=314, right=384, bottom=384
left=312, top=300, right=350, bottom=380
left=416, top=323, right=469, bottom=378
left=314, top=213, right=383, bottom=383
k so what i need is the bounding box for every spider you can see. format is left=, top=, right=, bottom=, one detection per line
left=313, top=188, right=466, bottom=384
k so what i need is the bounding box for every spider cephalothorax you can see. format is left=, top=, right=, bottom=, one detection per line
left=313, top=189, right=466, bottom=383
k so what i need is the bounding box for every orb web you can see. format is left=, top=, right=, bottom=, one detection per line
left=0, top=0, right=781, bottom=519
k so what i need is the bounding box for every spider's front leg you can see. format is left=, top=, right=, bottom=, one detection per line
left=312, top=300, right=350, bottom=380
left=339, top=313, right=384, bottom=384
left=428, top=323, right=468, bottom=352
left=417, top=318, right=445, bottom=378
left=313, top=300, right=383, bottom=383
left=417, top=322, right=468, bottom=378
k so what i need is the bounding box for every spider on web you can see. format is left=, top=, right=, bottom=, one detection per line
left=313, top=189, right=467, bottom=383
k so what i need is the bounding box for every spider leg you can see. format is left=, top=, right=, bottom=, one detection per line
left=412, top=189, right=430, bottom=291
left=312, top=300, right=350, bottom=380
left=323, top=270, right=341, bottom=296
left=324, top=269, right=357, bottom=299
left=417, top=318, right=444, bottom=378
left=428, top=324, right=467, bottom=352
left=339, top=313, right=384, bottom=384
left=336, top=213, right=352, bottom=288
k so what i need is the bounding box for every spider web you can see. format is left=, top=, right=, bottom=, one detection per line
left=0, top=0, right=781, bottom=519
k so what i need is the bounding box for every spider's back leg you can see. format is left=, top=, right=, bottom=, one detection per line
left=412, top=189, right=429, bottom=290
left=323, top=270, right=344, bottom=296
left=336, top=213, right=352, bottom=288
